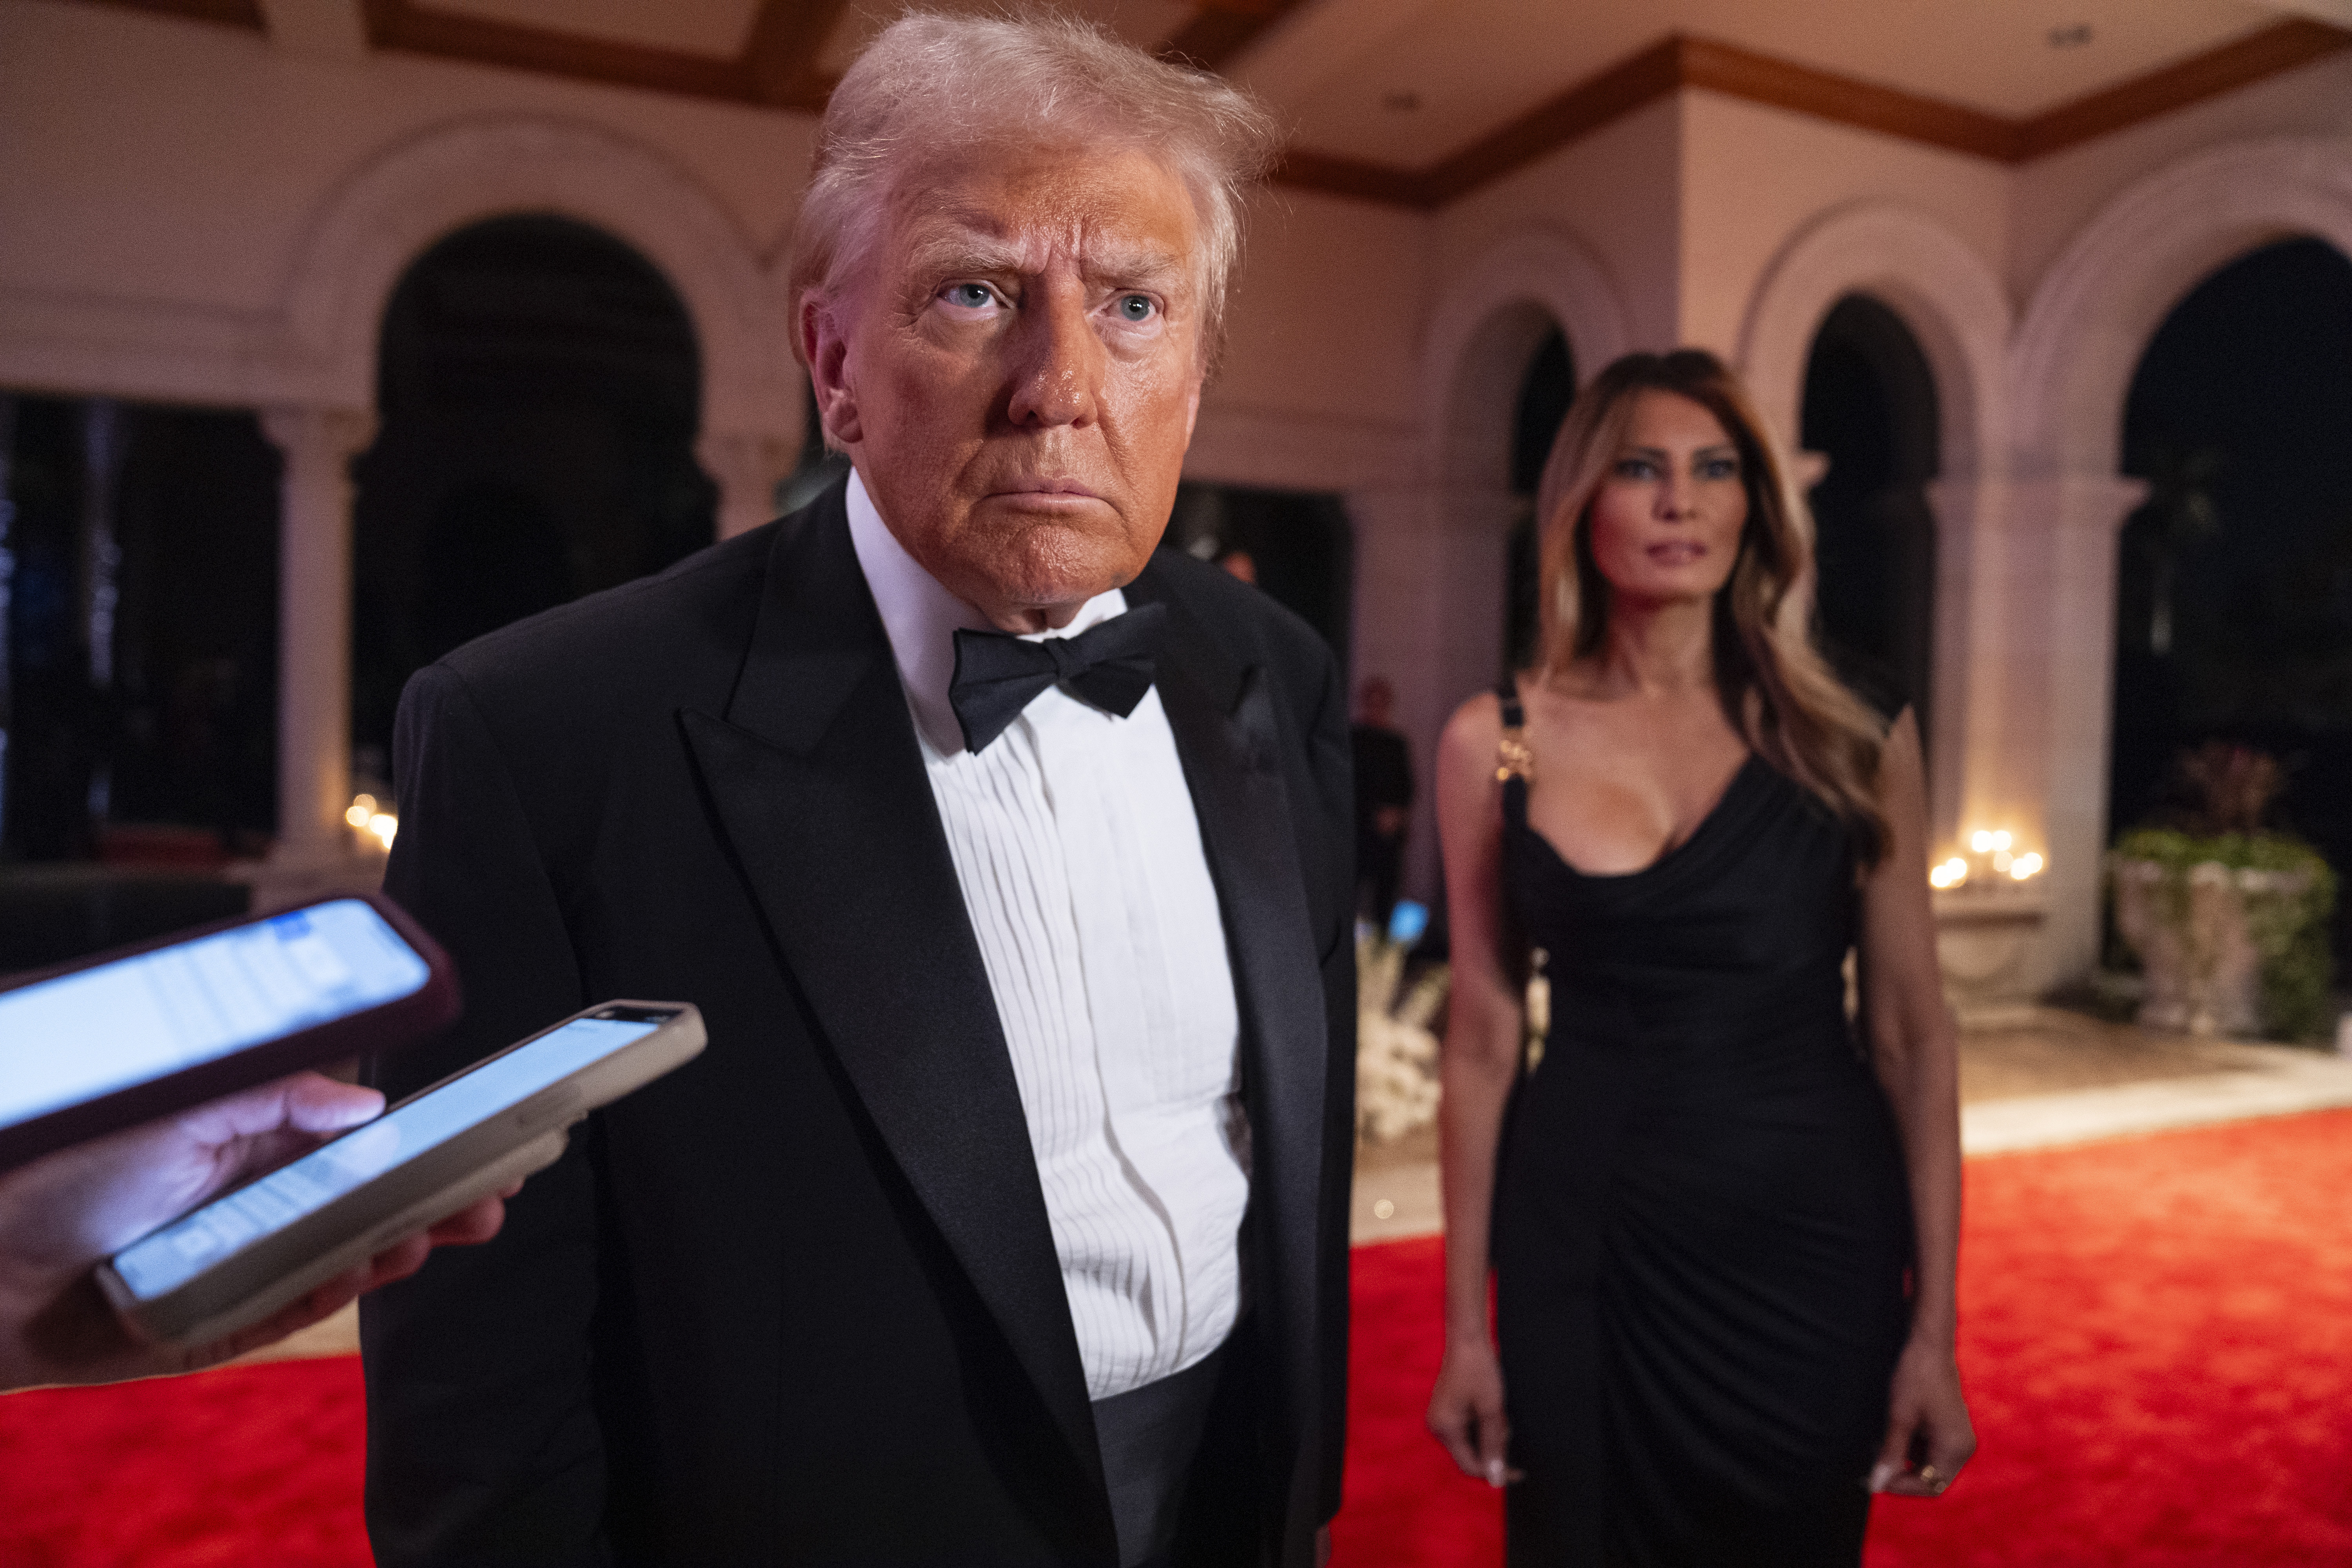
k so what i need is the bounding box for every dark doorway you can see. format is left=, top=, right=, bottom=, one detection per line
left=1504, top=327, right=1575, bottom=675
left=1, top=395, right=281, bottom=864
left=1164, top=482, right=1352, bottom=661
left=2111, top=237, right=2352, bottom=963
left=0, top=395, right=276, bottom=969
left=1800, top=295, right=1940, bottom=739
left=354, top=215, right=714, bottom=774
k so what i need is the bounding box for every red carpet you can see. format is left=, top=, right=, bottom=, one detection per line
left=5, top=1109, right=2350, bottom=1566
left=0, top=1354, right=368, bottom=1567
left=1330, top=1108, right=2352, bottom=1567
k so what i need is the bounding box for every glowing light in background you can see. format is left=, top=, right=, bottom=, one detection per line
left=347, top=793, right=398, bottom=851
left=1941, top=829, right=2047, bottom=890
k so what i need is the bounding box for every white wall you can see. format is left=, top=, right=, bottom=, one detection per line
left=2008, top=50, right=2352, bottom=306
left=0, top=2, right=812, bottom=353
left=1189, top=186, right=1428, bottom=493
left=1434, top=97, right=1684, bottom=356
left=1676, top=91, right=2011, bottom=367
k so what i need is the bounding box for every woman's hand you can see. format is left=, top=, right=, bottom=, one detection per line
left=1427, top=1336, right=1521, bottom=1487
left=1869, top=1334, right=1975, bottom=1497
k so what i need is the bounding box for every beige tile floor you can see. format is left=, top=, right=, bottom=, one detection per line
left=237, top=1009, right=2352, bottom=1363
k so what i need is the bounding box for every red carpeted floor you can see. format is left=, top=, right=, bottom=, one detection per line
left=1330, top=1107, right=2352, bottom=1567
left=0, top=1354, right=368, bottom=1568
left=4, top=1108, right=2349, bottom=1566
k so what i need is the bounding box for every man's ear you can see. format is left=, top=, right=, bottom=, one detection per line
left=800, top=293, right=862, bottom=448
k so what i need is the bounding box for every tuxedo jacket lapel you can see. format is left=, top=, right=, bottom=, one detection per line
left=677, top=490, right=1107, bottom=1524
left=1128, top=565, right=1332, bottom=1474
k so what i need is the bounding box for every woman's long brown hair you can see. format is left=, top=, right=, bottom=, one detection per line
left=1529, top=348, right=1893, bottom=864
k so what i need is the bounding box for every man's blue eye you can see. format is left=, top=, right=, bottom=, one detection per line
left=1117, top=294, right=1155, bottom=322
left=946, top=284, right=993, bottom=309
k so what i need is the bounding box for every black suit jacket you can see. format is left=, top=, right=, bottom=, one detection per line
left=359, top=480, right=1355, bottom=1566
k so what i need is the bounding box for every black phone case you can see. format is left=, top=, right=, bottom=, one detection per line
left=0, top=891, right=460, bottom=1173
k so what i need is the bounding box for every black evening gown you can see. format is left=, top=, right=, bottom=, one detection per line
left=1490, top=701, right=1915, bottom=1565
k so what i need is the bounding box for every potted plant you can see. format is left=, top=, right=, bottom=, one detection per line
left=2109, top=742, right=2337, bottom=1041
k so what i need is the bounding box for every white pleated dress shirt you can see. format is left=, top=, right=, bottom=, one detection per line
left=846, top=472, right=1248, bottom=1401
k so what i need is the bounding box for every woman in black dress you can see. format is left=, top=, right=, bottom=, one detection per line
left=1425, top=350, right=1973, bottom=1564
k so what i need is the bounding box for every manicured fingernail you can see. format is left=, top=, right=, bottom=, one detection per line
left=1867, top=1461, right=1895, bottom=1493
left=1486, top=1459, right=1506, bottom=1488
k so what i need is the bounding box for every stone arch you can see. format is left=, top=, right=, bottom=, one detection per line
left=1346, top=232, right=1630, bottom=902
left=1421, top=229, right=1633, bottom=490
left=2012, top=136, right=2352, bottom=477
left=1738, top=200, right=2009, bottom=484
left=1413, top=229, right=1635, bottom=687
left=2005, top=135, right=2352, bottom=989
left=275, top=114, right=801, bottom=522
left=1739, top=202, right=2011, bottom=838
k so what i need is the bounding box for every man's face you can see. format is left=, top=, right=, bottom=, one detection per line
left=804, top=142, right=1206, bottom=632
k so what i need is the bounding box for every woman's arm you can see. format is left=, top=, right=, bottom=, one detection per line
left=1424, top=692, right=1530, bottom=1488
left=1855, top=709, right=1976, bottom=1495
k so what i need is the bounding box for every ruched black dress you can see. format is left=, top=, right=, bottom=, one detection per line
left=1490, top=691, right=1915, bottom=1565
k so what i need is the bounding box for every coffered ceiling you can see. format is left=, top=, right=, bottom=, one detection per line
left=63, top=0, right=2352, bottom=204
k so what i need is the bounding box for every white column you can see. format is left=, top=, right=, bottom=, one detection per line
left=1989, top=467, right=2147, bottom=993
left=261, top=405, right=374, bottom=873
left=1924, top=470, right=2000, bottom=853
left=697, top=428, right=801, bottom=541
left=1348, top=485, right=1519, bottom=906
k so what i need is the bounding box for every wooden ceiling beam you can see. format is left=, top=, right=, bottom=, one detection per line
left=1160, top=0, right=1307, bottom=73
left=54, top=2, right=2352, bottom=214
left=1675, top=35, right=2017, bottom=161
left=1272, top=19, right=2352, bottom=210
left=2014, top=17, right=2352, bottom=161
left=359, top=0, right=755, bottom=101
left=1423, top=35, right=1686, bottom=202
left=740, top=0, right=848, bottom=111
left=58, top=0, right=263, bottom=29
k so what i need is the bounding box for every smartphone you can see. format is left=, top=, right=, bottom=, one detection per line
left=0, top=894, right=459, bottom=1172
left=97, top=1000, right=704, bottom=1348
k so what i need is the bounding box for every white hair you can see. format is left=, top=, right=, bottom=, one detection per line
left=789, top=9, right=1281, bottom=366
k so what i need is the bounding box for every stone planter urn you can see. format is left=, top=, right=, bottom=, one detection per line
left=1932, top=884, right=2047, bottom=1027
left=2111, top=856, right=2314, bottom=1037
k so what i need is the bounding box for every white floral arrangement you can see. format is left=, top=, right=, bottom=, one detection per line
left=1356, top=936, right=1448, bottom=1143
left=1355, top=940, right=1552, bottom=1144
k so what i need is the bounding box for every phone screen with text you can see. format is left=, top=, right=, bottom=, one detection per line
left=0, top=900, right=430, bottom=1136
left=109, top=1014, right=662, bottom=1302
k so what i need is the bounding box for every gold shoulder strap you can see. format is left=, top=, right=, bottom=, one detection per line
left=1495, top=681, right=1534, bottom=785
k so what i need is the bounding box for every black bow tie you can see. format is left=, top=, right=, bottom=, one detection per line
left=947, top=601, right=1168, bottom=753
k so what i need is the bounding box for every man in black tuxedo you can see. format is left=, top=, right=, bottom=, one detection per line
left=359, top=13, right=1352, bottom=1567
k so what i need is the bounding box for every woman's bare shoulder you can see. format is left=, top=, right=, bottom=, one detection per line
left=1439, top=687, right=1505, bottom=766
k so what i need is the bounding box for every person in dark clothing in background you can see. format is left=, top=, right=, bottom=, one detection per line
left=1353, top=676, right=1414, bottom=931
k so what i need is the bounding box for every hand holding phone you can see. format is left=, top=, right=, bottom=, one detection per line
left=0, top=1071, right=508, bottom=1392
left=98, top=1002, right=704, bottom=1350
